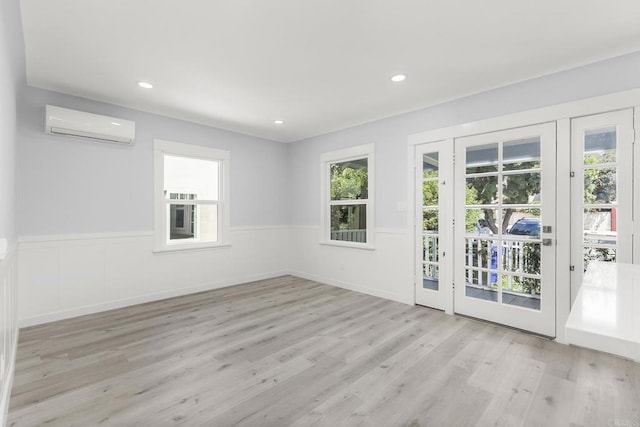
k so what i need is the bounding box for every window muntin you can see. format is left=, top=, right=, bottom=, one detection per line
left=321, top=144, right=374, bottom=248
left=154, top=140, right=229, bottom=251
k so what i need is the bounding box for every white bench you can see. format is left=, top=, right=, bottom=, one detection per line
left=566, top=261, right=640, bottom=362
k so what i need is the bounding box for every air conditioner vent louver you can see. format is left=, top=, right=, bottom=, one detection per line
left=45, top=105, right=135, bottom=145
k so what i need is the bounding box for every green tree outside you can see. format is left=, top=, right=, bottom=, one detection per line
left=330, top=163, right=368, bottom=233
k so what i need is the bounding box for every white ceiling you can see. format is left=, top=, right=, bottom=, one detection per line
left=20, top=0, right=640, bottom=142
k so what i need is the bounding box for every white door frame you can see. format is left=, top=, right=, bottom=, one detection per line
left=408, top=88, right=640, bottom=342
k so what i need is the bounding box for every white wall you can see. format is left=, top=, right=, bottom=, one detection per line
left=16, top=87, right=292, bottom=327
left=288, top=51, right=640, bottom=304
left=0, top=0, right=24, bottom=423
left=18, top=87, right=290, bottom=236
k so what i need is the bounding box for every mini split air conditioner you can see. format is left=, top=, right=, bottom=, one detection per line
left=45, top=105, right=136, bottom=145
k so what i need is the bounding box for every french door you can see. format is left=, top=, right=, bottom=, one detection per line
left=414, top=123, right=557, bottom=336
left=414, top=100, right=639, bottom=338
left=454, top=123, right=556, bottom=336
left=414, top=140, right=453, bottom=311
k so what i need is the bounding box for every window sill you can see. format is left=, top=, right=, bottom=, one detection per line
left=153, top=242, right=231, bottom=254
left=319, top=240, right=375, bottom=251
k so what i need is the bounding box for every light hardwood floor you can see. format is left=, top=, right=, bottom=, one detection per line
left=8, top=276, right=640, bottom=426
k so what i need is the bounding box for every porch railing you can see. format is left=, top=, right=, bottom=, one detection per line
left=423, top=232, right=540, bottom=298
left=423, top=233, right=439, bottom=280
left=331, top=229, right=366, bottom=243
left=464, top=237, right=540, bottom=297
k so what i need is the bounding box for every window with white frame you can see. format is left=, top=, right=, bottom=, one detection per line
left=154, top=139, right=230, bottom=251
left=321, top=144, right=374, bottom=248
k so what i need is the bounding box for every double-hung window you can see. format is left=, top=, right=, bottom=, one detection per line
left=154, top=139, right=230, bottom=251
left=321, top=144, right=374, bottom=248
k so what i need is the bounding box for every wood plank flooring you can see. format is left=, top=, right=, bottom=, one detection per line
left=8, top=276, right=640, bottom=426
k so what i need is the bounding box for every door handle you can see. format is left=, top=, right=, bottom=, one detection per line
left=542, top=238, right=553, bottom=246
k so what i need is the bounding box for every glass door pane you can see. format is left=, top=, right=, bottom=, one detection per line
left=583, top=127, right=618, bottom=266
left=415, top=141, right=453, bottom=311
left=422, top=151, right=439, bottom=291
left=455, top=122, right=556, bottom=337
left=463, top=137, right=543, bottom=310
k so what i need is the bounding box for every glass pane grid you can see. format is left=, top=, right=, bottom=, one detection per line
left=464, top=137, right=542, bottom=311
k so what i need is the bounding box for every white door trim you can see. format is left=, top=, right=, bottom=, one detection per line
left=408, top=89, right=640, bottom=146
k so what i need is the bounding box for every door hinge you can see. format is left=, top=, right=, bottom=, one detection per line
left=452, top=218, right=455, bottom=227
left=569, top=265, right=575, bottom=272
left=570, top=171, right=575, bottom=178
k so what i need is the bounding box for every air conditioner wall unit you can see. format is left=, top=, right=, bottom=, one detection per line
left=45, top=105, right=136, bottom=145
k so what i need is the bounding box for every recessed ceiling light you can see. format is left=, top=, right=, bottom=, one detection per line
left=274, top=120, right=284, bottom=125
left=137, top=81, right=153, bottom=89
left=391, top=74, right=407, bottom=82
left=111, top=122, right=121, bottom=126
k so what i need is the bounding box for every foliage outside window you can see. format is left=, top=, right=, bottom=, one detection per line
left=463, top=140, right=543, bottom=297
left=422, top=170, right=438, bottom=232
left=321, top=144, right=374, bottom=248
left=583, top=141, right=618, bottom=266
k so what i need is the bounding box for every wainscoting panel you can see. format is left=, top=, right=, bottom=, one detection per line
left=18, top=226, right=414, bottom=329
left=288, top=227, right=413, bottom=305
left=0, top=244, right=18, bottom=427
left=18, top=227, right=289, bottom=327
